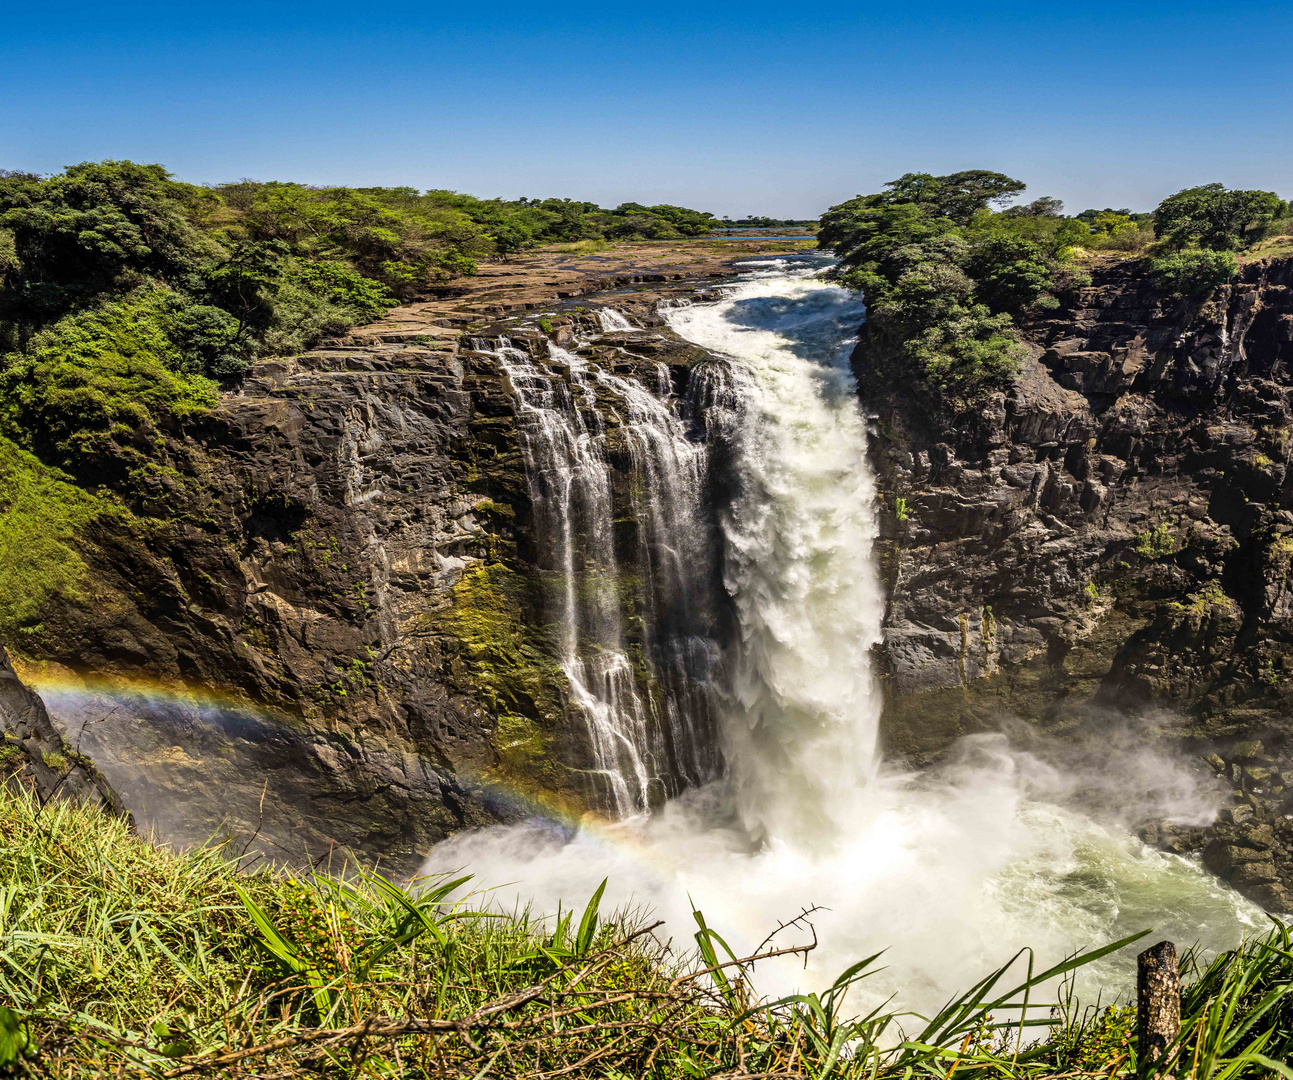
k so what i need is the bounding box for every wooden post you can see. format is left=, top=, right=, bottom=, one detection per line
left=1137, top=940, right=1180, bottom=1070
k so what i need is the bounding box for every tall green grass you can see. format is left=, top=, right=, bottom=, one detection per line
left=2, top=783, right=1293, bottom=1078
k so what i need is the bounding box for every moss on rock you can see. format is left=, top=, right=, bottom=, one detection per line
left=443, top=563, right=576, bottom=800
left=0, top=436, right=124, bottom=641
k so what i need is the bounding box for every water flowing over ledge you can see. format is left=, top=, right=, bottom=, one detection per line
left=423, top=256, right=1262, bottom=1015
left=467, top=326, right=724, bottom=816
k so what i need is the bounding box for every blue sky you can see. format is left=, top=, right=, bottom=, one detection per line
left=2, top=1, right=1290, bottom=218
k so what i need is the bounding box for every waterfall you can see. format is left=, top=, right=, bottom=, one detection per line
left=428, top=258, right=1258, bottom=1015
left=665, top=264, right=880, bottom=845
left=476, top=335, right=722, bottom=815
left=597, top=307, right=635, bottom=332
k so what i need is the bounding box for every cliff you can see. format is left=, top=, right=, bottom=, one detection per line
left=4, top=249, right=743, bottom=871
left=866, top=254, right=1293, bottom=908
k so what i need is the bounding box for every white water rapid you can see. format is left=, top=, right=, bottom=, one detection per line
left=597, top=306, right=635, bottom=332
left=428, top=258, right=1262, bottom=1016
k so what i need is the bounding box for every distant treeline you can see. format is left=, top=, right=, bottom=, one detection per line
left=820, top=172, right=1291, bottom=407
left=717, top=216, right=818, bottom=228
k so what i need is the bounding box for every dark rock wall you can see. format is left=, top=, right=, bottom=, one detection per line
left=863, top=255, right=1293, bottom=908
left=13, top=307, right=721, bottom=870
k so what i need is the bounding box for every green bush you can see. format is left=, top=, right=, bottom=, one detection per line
left=0, top=288, right=218, bottom=479
left=1134, top=522, right=1178, bottom=558
left=0, top=436, right=122, bottom=636
left=1149, top=249, right=1237, bottom=296
left=286, top=261, right=397, bottom=318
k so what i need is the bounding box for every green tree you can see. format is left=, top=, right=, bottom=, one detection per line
left=819, top=169, right=1077, bottom=408
left=882, top=170, right=1026, bottom=224
left=965, top=235, right=1059, bottom=316
left=1153, top=183, right=1286, bottom=250
left=1148, top=249, right=1237, bottom=295
left=1002, top=196, right=1064, bottom=218
left=0, top=161, right=215, bottom=320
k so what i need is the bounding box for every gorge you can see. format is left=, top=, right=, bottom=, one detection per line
left=8, top=213, right=1293, bottom=1029
left=423, top=255, right=1263, bottom=1014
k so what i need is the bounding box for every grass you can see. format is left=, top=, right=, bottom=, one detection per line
left=551, top=240, right=611, bottom=255
left=1239, top=234, right=1293, bottom=263
left=4, top=783, right=1293, bottom=1078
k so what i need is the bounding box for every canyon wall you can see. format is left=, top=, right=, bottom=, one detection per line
left=866, top=255, right=1293, bottom=907
left=8, top=287, right=722, bottom=870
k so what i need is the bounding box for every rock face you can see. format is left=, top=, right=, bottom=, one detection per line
left=0, top=643, right=124, bottom=814
left=11, top=265, right=734, bottom=872
left=863, top=255, right=1293, bottom=908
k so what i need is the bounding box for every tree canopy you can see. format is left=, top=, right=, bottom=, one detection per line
left=0, top=160, right=721, bottom=490
left=1153, top=183, right=1287, bottom=251
left=818, top=170, right=1086, bottom=406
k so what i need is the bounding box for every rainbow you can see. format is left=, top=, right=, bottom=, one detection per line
left=15, top=661, right=667, bottom=865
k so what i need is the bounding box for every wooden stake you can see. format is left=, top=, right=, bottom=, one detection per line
left=1137, top=940, right=1180, bottom=1069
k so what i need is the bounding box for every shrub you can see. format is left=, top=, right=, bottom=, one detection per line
left=1149, top=249, right=1237, bottom=296
left=0, top=288, right=218, bottom=479
left=285, top=260, right=397, bottom=319
left=1134, top=522, right=1178, bottom=558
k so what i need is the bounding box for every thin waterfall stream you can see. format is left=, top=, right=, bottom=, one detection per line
left=470, top=329, right=722, bottom=815
left=427, top=258, right=1262, bottom=1013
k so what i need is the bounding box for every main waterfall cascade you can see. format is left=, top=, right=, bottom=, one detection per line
left=429, top=259, right=1262, bottom=1012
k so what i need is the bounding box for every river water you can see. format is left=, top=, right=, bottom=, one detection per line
left=424, top=256, right=1262, bottom=1015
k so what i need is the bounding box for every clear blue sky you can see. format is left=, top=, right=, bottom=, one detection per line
left=3, top=1, right=1290, bottom=219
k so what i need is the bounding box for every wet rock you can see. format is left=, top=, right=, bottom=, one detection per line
left=865, top=254, right=1293, bottom=910
left=0, top=644, right=125, bottom=816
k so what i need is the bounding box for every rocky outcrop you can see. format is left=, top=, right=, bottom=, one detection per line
left=0, top=643, right=124, bottom=814
left=864, top=255, right=1293, bottom=908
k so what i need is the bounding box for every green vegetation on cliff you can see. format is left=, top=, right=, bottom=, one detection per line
left=443, top=563, right=572, bottom=795
left=6, top=784, right=1293, bottom=1079
left=1153, top=184, right=1287, bottom=252
left=818, top=171, right=1089, bottom=405
left=822, top=173, right=1290, bottom=407
left=0, top=438, right=122, bottom=639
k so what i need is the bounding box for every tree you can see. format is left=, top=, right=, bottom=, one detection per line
left=0, top=161, right=215, bottom=319
left=882, top=170, right=1026, bottom=224
left=1002, top=196, right=1064, bottom=218
left=965, top=235, right=1059, bottom=317
left=817, top=197, right=962, bottom=298
left=1153, top=183, right=1285, bottom=250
